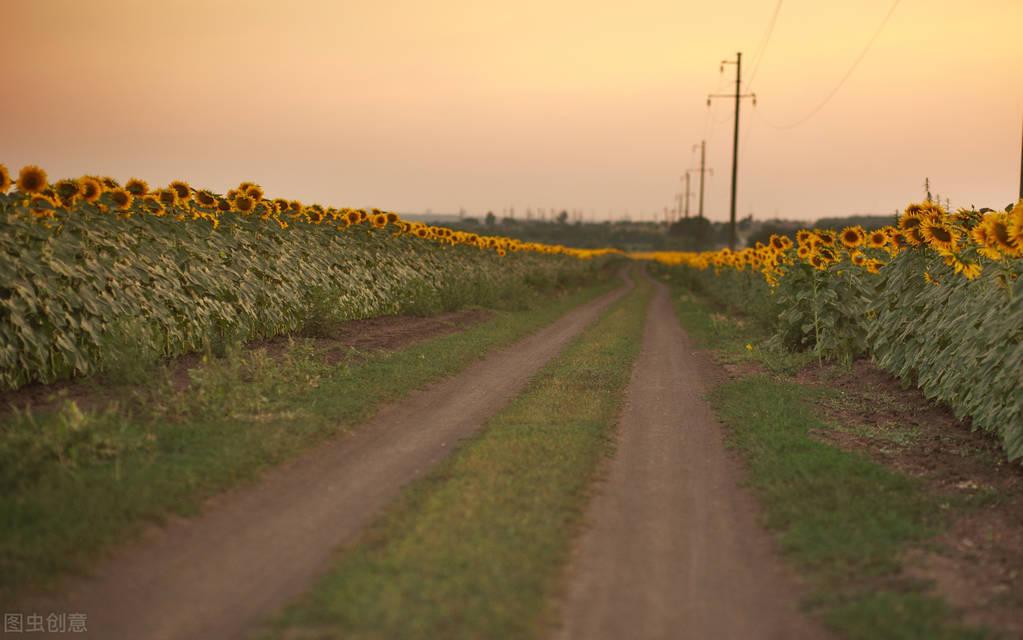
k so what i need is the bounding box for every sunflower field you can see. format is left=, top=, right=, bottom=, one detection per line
left=638, top=200, right=1023, bottom=460
left=0, top=164, right=618, bottom=391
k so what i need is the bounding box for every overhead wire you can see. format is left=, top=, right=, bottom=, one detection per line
left=757, top=0, right=902, bottom=130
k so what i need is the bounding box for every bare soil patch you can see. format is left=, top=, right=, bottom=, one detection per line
left=797, top=359, right=1023, bottom=636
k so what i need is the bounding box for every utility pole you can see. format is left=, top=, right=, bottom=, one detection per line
left=683, top=172, right=692, bottom=218
left=691, top=140, right=714, bottom=219
left=709, top=52, right=756, bottom=249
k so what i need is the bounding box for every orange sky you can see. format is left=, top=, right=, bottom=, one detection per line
left=2, top=0, right=1021, bottom=221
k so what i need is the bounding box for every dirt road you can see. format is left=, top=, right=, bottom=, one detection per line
left=29, top=275, right=631, bottom=640
left=556, top=274, right=825, bottom=640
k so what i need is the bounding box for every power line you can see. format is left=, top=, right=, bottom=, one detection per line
left=746, top=0, right=784, bottom=91
left=758, top=0, right=901, bottom=130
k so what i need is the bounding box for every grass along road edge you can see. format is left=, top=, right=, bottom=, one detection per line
left=656, top=267, right=990, bottom=639
left=262, top=271, right=652, bottom=639
left=2, top=275, right=620, bottom=603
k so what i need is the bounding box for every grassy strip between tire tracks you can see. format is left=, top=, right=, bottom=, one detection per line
left=262, top=273, right=652, bottom=639
left=658, top=271, right=988, bottom=640
left=1, top=276, right=619, bottom=603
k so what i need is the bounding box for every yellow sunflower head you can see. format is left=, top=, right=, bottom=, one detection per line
left=796, top=244, right=811, bottom=260
left=816, top=229, right=836, bottom=246
left=140, top=194, right=164, bottom=216
left=195, top=189, right=218, bottom=208
left=169, top=181, right=192, bottom=203
left=125, top=178, right=149, bottom=197
left=839, top=226, right=866, bottom=248
left=29, top=194, right=59, bottom=217
left=157, top=188, right=179, bottom=207
left=850, top=250, right=867, bottom=266
left=245, top=184, right=264, bottom=200
left=865, top=259, right=882, bottom=274
left=109, top=188, right=133, bottom=211
left=867, top=229, right=888, bottom=248
left=386, top=212, right=399, bottom=225
left=0, top=164, right=12, bottom=193
left=795, top=229, right=814, bottom=246
left=371, top=213, right=388, bottom=228
left=17, top=165, right=48, bottom=194
left=54, top=178, right=83, bottom=204
left=919, top=220, right=959, bottom=253
left=983, top=214, right=1016, bottom=254
left=232, top=194, right=255, bottom=214
left=216, top=197, right=233, bottom=213
left=1007, top=201, right=1023, bottom=249
left=79, top=177, right=104, bottom=203
left=100, top=177, right=120, bottom=190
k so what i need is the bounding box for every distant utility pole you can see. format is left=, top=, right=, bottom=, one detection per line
left=682, top=172, right=692, bottom=218
left=691, top=140, right=714, bottom=219
left=709, top=52, right=756, bottom=250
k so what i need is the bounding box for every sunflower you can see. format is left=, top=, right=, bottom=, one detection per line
left=816, top=229, right=836, bottom=246
left=140, top=194, right=164, bottom=215
left=232, top=194, right=255, bottom=213
left=17, top=165, right=47, bottom=193
left=867, top=229, right=888, bottom=249
left=100, top=177, right=120, bottom=189
left=156, top=188, right=179, bottom=207
left=245, top=184, right=264, bottom=200
left=414, top=227, right=429, bottom=238
left=795, top=229, right=814, bottom=246
left=983, top=214, right=1016, bottom=254
left=109, top=188, right=133, bottom=210
left=194, top=189, right=218, bottom=208
left=288, top=200, right=304, bottom=215
left=29, top=194, right=59, bottom=217
left=796, top=244, right=812, bottom=260
left=273, top=198, right=290, bottom=213
left=0, top=164, right=12, bottom=193
left=865, top=259, right=883, bottom=274
left=809, top=254, right=827, bottom=270
left=1007, top=201, right=1023, bottom=249
left=369, top=213, right=387, bottom=228
left=817, top=246, right=837, bottom=263
left=386, top=212, right=399, bottom=225
left=839, top=226, right=866, bottom=248
left=54, top=179, right=83, bottom=204
left=306, top=205, right=325, bottom=223
left=169, top=181, right=191, bottom=203
left=79, top=177, right=103, bottom=203
left=125, top=178, right=149, bottom=196
left=216, top=197, right=232, bottom=213
left=919, top=220, right=959, bottom=253
left=850, top=250, right=867, bottom=267
left=898, top=211, right=923, bottom=232
left=237, top=181, right=256, bottom=194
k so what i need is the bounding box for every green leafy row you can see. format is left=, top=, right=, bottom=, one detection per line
left=0, top=206, right=606, bottom=391
left=660, top=249, right=1023, bottom=460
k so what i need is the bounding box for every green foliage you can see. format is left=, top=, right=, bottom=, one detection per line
left=868, top=251, right=1023, bottom=460
left=0, top=207, right=607, bottom=390
left=658, top=245, right=1023, bottom=459
left=772, top=260, right=873, bottom=365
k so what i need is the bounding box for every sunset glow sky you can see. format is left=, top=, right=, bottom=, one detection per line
left=3, top=0, right=1022, bottom=221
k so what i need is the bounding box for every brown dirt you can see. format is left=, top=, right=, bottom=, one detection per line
left=0, top=308, right=492, bottom=416
left=796, top=359, right=1023, bottom=637
left=555, top=273, right=827, bottom=640
left=20, top=276, right=632, bottom=640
